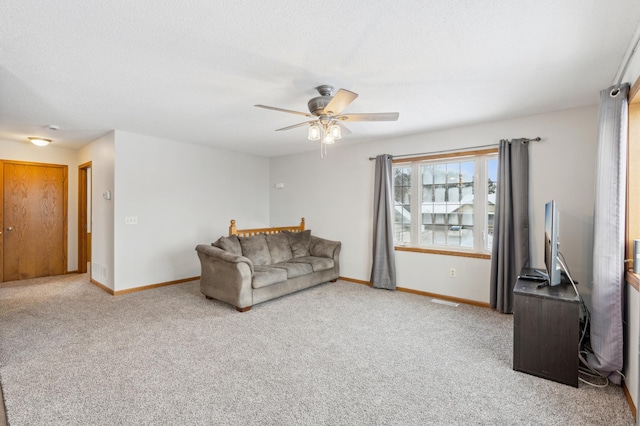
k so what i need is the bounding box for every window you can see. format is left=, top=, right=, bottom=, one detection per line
left=393, top=149, right=498, bottom=257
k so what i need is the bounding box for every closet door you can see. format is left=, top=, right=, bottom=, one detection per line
left=3, top=161, right=67, bottom=282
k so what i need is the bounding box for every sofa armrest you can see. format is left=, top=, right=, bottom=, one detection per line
left=310, top=236, right=341, bottom=259
left=195, top=244, right=254, bottom=275
left=195, top=244, right=254, bottom=310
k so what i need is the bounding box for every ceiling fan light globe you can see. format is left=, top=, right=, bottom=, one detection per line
left=329, top=124, right=342, bottom=139
left=308, top=124, right=320, bottom=140
left=324, top=134, right=335, bottom=144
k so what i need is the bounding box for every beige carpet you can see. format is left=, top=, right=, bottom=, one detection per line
left=0, top=273, right=634, bottom=425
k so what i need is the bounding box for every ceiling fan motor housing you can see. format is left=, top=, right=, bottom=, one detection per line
left=308, top=84, right=335, bottom=116
left=308, top=96, right=332, bottom=116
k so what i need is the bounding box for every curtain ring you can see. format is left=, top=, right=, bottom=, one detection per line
left=611, top=87, right=620, bottom=97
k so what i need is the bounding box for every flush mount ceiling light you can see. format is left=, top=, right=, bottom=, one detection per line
left=28, top=137, right=52, bottom=147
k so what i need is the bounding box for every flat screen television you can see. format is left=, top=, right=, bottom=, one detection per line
left=544, top=200, right=561, bottom=285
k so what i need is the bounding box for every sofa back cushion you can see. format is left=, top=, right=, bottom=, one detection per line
left=282, top=230, right=311, bottom=258
left=238, top=234, right=272, bottom=265
left=265, top=233, right=293, bottom=264
left=212, top=234, right=242, bottom=255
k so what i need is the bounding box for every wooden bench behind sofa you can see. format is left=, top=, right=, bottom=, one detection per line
left=229, top=217, right=305, bottom=237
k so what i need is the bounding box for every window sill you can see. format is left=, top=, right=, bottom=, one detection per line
left=394, top=245, right=491, bottom=259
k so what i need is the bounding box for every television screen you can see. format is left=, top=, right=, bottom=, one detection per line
left=544, top=200, right=561, bottom=285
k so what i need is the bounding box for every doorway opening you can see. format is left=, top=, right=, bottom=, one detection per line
left=78, top=162, right=92, bottom=275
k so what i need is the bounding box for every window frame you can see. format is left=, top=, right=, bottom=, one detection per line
left=626, top=76, right=640, bottom=289
left=392, top=148, right=498, bottom=259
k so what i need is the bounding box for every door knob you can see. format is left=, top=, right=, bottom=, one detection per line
left=7, top=227, right=13, bottom=231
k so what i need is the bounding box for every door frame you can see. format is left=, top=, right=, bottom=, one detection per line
left=0, top=162, right=3, bottom=282
left=78, top=162, right=92, bottom=274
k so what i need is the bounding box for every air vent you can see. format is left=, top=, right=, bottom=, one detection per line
left=431, top=299, right=459, bottom=307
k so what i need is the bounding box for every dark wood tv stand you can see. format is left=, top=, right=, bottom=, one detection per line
left=512, top=268, right=580, bottom=387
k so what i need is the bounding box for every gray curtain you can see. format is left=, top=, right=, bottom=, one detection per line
left=371, top=154, right=396, bottom=290
left=490, top=139, right=530, bottom=313
left=587, top=83, right=629, bottom=385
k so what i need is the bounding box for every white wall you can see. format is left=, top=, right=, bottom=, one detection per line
left=270, top=141, right=375, bottom=277
left=6, top=130, right=270, bottom=292
left=270, top=105, right=598, bottom=305
left=0, top=139, right=79, bottom=272
left=78, top=132, right=115, bottom=290
left=112, top=131, right=270, bottom=291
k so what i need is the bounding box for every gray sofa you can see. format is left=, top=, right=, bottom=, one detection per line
left=196, top=230, right=341, bottom=312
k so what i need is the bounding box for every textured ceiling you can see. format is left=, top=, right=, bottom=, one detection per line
left=1, top=1, right=640, bottom=157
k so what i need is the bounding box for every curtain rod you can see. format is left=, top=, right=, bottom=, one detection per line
left=614, top=27, right=640, bottom=87
left=368, top=137, right=541, bottom=160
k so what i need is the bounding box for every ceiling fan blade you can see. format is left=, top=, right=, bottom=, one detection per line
left=338, top=112, right=399, bottom=122
left=323, top=89, right=358, bottom=115
left=275, top=120, right=316, bottom=131
left=255, top=104, right=313, bottom=118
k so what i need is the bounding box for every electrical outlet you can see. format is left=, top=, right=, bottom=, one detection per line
left=449, top=268, right=456, bottom=278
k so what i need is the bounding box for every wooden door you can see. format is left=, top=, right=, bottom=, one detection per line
left=2, top=161, right=67, bottom=282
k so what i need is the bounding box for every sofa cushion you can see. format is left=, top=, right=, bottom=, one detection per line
left=238, top=234, right=272, bottom=266
left=271, top=262, right=313, bottom=279
left=252, top=265, right=287, bottom=289
left=310, top=236, right=339, bottom=258
left=288, top=256, right=334, bottom=272
left=212, top=234, right=242, bottom=255
left=265, top=233, right=293, bottom=264
left=282, top=230, right=311, bottom=257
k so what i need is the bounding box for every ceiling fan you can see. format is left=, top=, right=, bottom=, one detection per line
left=255, top=85, right=399, bottom=157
